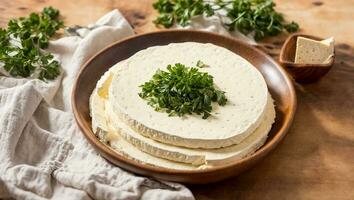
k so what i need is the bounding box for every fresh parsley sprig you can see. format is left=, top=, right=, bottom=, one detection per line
left=139, top=63, right=227, bottom=119
left=153, top=0, right=214, bottom=27
left=0, top=7, right=63, bottom=81
left=152, top=0, right=299, bottom=40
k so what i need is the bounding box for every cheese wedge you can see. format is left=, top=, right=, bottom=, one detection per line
left=109, top=42, right=269, bottom=149
left=295, top=36, right=334, bottom=64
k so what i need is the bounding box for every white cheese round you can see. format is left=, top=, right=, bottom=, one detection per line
left=90, top=90, right=198, bottom=170
left=90, top=75, right=274, bottom=168
left=105, top=94, right=275, bottom=166
left=109, top=42, right=269, bottom=148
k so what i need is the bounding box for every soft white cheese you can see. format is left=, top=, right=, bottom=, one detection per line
left=90, top=88, right=107, bottom=134
left=90, top=87, right=199, bottom=170
left=91, top=82, right=274, bottom=168
left=91, top=51, right=275, bottom=166
left=109, top=42, right=269, bottom=148
left=105, top=95, right=275, bottom=166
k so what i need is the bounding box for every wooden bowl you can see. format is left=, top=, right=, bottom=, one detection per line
left=279, top=34, right=335, bottom=83
left=72, top=30, right=297, bottom=184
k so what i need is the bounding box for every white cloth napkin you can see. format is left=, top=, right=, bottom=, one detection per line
left=0, top=10, right=194, bottom=200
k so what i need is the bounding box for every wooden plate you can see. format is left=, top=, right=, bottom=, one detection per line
left=72, top=30, right=296, bottom=184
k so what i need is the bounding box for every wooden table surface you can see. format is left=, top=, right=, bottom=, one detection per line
left=1, top=0, right=354, bottom=199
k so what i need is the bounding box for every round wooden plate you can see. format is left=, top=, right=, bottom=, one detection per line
left=72, top=30, right=296, bottom=184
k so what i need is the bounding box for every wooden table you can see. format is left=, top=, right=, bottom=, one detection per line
left=1, top=0, right=354, bottom=199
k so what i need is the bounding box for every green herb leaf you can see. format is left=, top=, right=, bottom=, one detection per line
left=0, top=7, right=63, bottom=81
left=196, top=60, right=207, bottom=68
left=153, top=0, right=214, bottom=28
left=139, top=62, right=227, bottom=119
left=152, top=0, right=299, bottom=40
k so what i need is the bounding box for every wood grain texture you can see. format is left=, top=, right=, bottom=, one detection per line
left=1, top=0, right=354, bottom=199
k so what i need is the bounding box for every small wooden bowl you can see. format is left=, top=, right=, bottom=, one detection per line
left=72, top=30, right=297, bottom=184
left=279, top=34, right=335, bottom=83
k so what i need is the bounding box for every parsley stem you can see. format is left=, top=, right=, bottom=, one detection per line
left=229, top=11, right=246, bottom=24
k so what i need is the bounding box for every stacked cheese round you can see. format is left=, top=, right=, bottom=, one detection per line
left=90, top=42, right=275, bottom=170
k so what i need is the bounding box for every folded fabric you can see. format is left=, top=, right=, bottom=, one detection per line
left=0, top=10, right=194, bottom=200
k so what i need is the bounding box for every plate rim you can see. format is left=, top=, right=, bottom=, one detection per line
left=72, top=29, right=297, bottom=176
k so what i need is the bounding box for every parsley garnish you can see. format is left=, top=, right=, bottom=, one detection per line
left=139, top=63, right=227, bottom=119
left=152, top=0, right=299, bottom=40
left=196, top=60, right=208, bottom=68
left=0, top=7, right=63, bottom=81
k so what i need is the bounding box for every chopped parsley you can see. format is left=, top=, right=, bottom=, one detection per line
left=152, top=0, right=299, bottom=40
left=196, top=60, right=208, bottom=68
left=0, top=7, right=63, bottom=81
left=139, top=62, right=227, bottom=119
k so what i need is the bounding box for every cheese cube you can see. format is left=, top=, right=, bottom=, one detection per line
left=295, top=36, right=334, bottom=64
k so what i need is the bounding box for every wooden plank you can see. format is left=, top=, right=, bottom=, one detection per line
left=1, top=0, right=354, bottom=199
left=1, top=0, right=353, bottom=46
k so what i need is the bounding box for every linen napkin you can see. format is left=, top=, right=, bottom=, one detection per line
left=0, top=10, right=194, bottom=200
